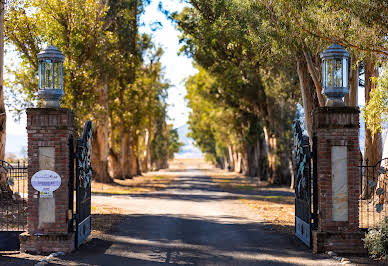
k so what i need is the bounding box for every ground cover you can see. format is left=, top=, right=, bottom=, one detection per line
left=208, top=170, right=295, bottom=235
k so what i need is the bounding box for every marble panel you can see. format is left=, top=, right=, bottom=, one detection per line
left=38, top=147, right=56, bottom=227
left=331, top=146, right=348, bottom=221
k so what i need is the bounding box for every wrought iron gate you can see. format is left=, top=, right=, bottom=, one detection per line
left=359, top=157, right=388, bottom=230
left=74, top=121, right=93, bottom=248
left=292, top=120, right=317, bottom=247
left=0, top=160, right=28, bottom=251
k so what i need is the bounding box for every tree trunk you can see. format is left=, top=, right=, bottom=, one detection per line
left=296, top=56, right=317, bottom=138
left=142, top=128, right=151, bottom=172
left=108, top=119, right=122, bottom=179
left=108, top=148, right=121, bottom=179
left=264, top=126, right=278, bottom=184
left=227, top=145, right=234, bottom=171
left=362, top=58, right=383, bottom=199
left=0, top=1, right=5, bottom=161
left=136, top=156, right=141, bottom=176
left=247, top=144, right=257, bottom=177
left=92, top=125, right=111, bottom=183
left=241, top=147, right=249, bottom=176
left=235, top=151, right=242, bottom=173
left=348, top=58, right=359, bottom=107
left=130, top=142, right=137, bottom=176
left=92, top=82, right=111, bottom=183
left=289, top=156, right=295, bottom=189
left=120, top=130, right=131, bottom=179
left=258, top=136, right=267, bottom=180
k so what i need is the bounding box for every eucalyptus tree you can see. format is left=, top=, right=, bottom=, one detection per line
left=5, top=0, right=113, bottom=181
left=175, top=1, right=299, bottom=183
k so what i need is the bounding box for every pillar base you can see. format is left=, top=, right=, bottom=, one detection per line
left=312, top=230, right=367, bottom=254
left=19, top=232, right=75, bottom=254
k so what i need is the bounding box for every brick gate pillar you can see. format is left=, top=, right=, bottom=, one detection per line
left=19, top=108, right=75, bottom=254
left=312, top=107, right=366, bottom=254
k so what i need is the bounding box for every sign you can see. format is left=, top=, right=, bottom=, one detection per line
left=40, top=191, right=54, bottom=198
left=31, top=170, right=61, bottom=193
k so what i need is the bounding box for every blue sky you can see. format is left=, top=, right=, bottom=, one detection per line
left=5, top=0, right=196, bottom=156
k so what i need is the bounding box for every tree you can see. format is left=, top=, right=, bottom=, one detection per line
left=4, top=0, right=173, bottom=183
left=174, top=1, right=299, bottom=183
left=363, top=63, right=388, bottom=136
left=167, top=126, right=184, bottom=160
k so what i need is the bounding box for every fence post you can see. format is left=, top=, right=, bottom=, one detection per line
left=311, top=107, right=366, bottom=254
left=19, top=108, right=75, bottom=254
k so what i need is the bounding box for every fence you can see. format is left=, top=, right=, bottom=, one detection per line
left=359, top=157, right=388, bottom=229
left=0, top=161, right=28, bottom=231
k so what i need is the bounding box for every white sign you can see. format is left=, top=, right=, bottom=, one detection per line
left=31, top=170, right=61, bottom=192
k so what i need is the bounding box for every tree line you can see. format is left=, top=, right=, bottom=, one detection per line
left=173, top=0, right=387, bottom=185
left=3, top=0, right=183, bottom=182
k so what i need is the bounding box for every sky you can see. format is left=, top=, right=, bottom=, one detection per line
left=140, top=0, right=197, bottom=127
left=5, top=0, right=197, bottom=156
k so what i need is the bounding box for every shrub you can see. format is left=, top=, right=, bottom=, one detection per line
left=363, top=217, right=388, bottom=259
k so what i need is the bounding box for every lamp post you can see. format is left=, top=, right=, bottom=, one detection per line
left=37, top=43, right=65, bottom=108
left=320, top=42, right=350, bottom=106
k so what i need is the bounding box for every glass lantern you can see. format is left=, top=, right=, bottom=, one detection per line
left=320, top=43, right=350, bottom=106
left=37, top=44, right=65, bottom=108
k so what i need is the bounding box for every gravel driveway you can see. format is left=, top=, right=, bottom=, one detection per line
left=53, top=169, right=340, bottom=265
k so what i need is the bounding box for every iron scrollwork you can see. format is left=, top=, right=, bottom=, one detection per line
left=292, top=120, right=311, bottom=202
left=76, top=121, right=93, bottom=197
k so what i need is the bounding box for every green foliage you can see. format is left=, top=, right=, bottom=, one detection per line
left=167, top=126, right=184, bottom=160
left=363, top=63, right=388, bottom=135
left=4, top=0, right=174, bottom=177
left=364, top=217, right=388, bottom=259
left=185, top=66, right=262, bottom=165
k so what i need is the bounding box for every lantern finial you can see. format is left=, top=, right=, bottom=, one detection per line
left=37, top=43, right=65, bottom=108
left=320, top=42, right=350, bottom=106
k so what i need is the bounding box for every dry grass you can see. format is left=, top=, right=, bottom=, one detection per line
left=91, top=205, right=127, bottom=236
left=91, top=174, right=177, bottom=195
left=241, top=197, right=294, bottom=235
left=208, top=170, right=295, bottom=235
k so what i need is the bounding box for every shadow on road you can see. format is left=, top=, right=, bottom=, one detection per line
left=61, top=213, right=318, bottom=265
left=92, top=175, right=294, bottom=203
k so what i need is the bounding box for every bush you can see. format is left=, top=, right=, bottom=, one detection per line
left=363, top=217, right=388, bottom=259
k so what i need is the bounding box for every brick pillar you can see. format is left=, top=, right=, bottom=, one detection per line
left=20, top=108, right=75, bottom=254
left=312, top=107, right=366, bottom=254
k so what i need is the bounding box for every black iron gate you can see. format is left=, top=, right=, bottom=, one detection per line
left=292, top=120, right=317, bottom=247
left=74, top=121, right=93, bottom=248
left=0, top=160, right=28, bottom=251
left=359, top=157, right=388, bottom=230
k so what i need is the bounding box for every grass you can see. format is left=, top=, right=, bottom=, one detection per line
left=91, top=205, right=127, bottom=236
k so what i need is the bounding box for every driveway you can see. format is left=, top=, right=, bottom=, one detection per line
left=51, top=169, right=341, bottom=265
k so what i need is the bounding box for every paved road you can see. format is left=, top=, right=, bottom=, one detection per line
left=58, top=169, right=340, bottom=265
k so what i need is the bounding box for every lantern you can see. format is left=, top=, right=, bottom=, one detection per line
left=320, top=43, right=350, bottom=106
left=37, top=43, right=65, bottom=108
